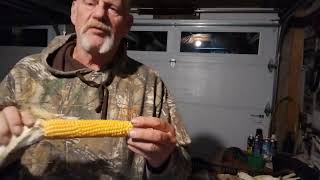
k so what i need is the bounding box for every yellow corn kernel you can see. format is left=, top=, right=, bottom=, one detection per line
left=42, top=119, right=133, bottom=138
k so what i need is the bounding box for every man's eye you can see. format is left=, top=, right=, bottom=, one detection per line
left=83, top=0, right=97, bottom=6
left=108, top=7, right=120, bottom=15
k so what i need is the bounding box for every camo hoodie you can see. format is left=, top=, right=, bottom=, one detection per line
left=0, top=34, right=191, bottom=180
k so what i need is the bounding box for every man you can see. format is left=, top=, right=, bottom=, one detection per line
left=0, top=0, right=191, bottom=179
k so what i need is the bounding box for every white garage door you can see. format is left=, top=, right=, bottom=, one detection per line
left=127, top=15, right=279, bottom=152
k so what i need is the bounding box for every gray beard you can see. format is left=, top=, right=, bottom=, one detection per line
left=80, top=33, right=115, bottom=54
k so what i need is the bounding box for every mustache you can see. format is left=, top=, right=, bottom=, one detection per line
left=81, top=20, right=112, bottom=34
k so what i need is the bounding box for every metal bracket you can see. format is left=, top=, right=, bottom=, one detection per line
left=169, top=58, right=176, bottom=68
left=264, top=102, right=272, bottom=117
left=268, top=59, right=278, bottom=73
left=268, top=59, right=277, bottom=73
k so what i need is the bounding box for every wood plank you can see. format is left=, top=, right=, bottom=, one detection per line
left=287, top=9, right=305, bottom=136
left=287, top=28, right=304, bottom=134
left=272, top=9, right=305, bottom=150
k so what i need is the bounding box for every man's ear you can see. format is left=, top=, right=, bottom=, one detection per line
left=70, top=1, right=77, bottom=25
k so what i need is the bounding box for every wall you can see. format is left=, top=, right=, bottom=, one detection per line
left=0, top=46, right=43, bottom=80
left=0, top=24, right=74, bottom=81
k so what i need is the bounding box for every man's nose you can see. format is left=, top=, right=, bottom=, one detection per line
left=92, top=2, right=107, bottom=21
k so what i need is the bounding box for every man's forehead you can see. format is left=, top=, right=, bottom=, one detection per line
left=74, top=0, right=131, bottom=9
left=75, top=0, right=129, bottom=5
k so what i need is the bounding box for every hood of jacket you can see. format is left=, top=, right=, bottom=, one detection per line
left=40, top=34, right=134, bottom=79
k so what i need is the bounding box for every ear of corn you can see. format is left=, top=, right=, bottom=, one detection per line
left=42, top=120, right=133, bottom=138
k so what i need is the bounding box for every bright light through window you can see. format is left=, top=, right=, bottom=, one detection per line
left=195, top=40, right=202, bottom=47
left=181, top=32, right=260, bottom=54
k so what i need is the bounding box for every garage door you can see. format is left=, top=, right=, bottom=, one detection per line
left=127, top=17, right=279, bottom=152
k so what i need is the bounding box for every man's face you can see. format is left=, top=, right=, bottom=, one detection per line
left=71, top=0, right=132, bottom=54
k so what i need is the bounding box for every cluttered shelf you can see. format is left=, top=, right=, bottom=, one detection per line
left=191, top=151, right=319, bottom=180
left=189, top=127, right=320, bottom=180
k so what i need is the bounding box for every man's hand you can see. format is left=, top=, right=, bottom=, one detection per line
left=0, top=106, right=35, bottom=145
left=127, top=116, right=177, bottom=168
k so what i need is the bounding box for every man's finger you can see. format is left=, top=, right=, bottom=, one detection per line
left=21, top=111, right=35, bottom=127
left=131, top=117, right=172, bottom=132
left=2, top=106, right=23, bottom=136
left=0, top=112, right=12, bottom=145
left=129, top=128, right=174, bottom=144
left=127, top=138, right=161, bottom=154
left=127, top=144, right=152, bottom=162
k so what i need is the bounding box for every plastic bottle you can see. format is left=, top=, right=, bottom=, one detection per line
left=262, top=138, right=270, bottom=160
left=253, top=136, right=261, bottom=157
left=270, top=134, right=277, bottom=157
left=247, top=134, right=254, bottom=155
left=255, top=129, right=263, bottom=154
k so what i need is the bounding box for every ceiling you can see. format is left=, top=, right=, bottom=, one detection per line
left=0, top=0, right=307, bottom=26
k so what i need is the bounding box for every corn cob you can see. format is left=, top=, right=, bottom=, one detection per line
left=42, top=119, right=133, bottom=138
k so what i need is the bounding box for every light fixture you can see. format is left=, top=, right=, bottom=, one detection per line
left=195, top=40, right=202, bottom=47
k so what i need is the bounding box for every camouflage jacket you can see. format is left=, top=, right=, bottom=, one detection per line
left=0, top=35, right=191, bottom=180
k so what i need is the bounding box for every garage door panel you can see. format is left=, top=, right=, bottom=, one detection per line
left=167, top=61, right=273, bottom=107
left=129, top=54, right=274, bottom=109
left=178, top=102, right=270, bottom=149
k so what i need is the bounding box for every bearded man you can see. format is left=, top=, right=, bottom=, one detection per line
left=0, top=0, right=191, bottom=179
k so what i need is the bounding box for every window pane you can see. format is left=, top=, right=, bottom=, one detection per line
left=127, top=31, right=167, bottom=52
left=0, top=28, right=47, bottom=47
left=180, top=32, right=259, bottom=54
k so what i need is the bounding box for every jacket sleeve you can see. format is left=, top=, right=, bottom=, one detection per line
left=0, top=70, right=19, bottom=169
left=0, top=57, right=39, bottom=169
left=0, top=72, right=17, bottom=110
left=0, top=54, right=42, bottom=109
left=146, top=78, right=192, bottom=180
